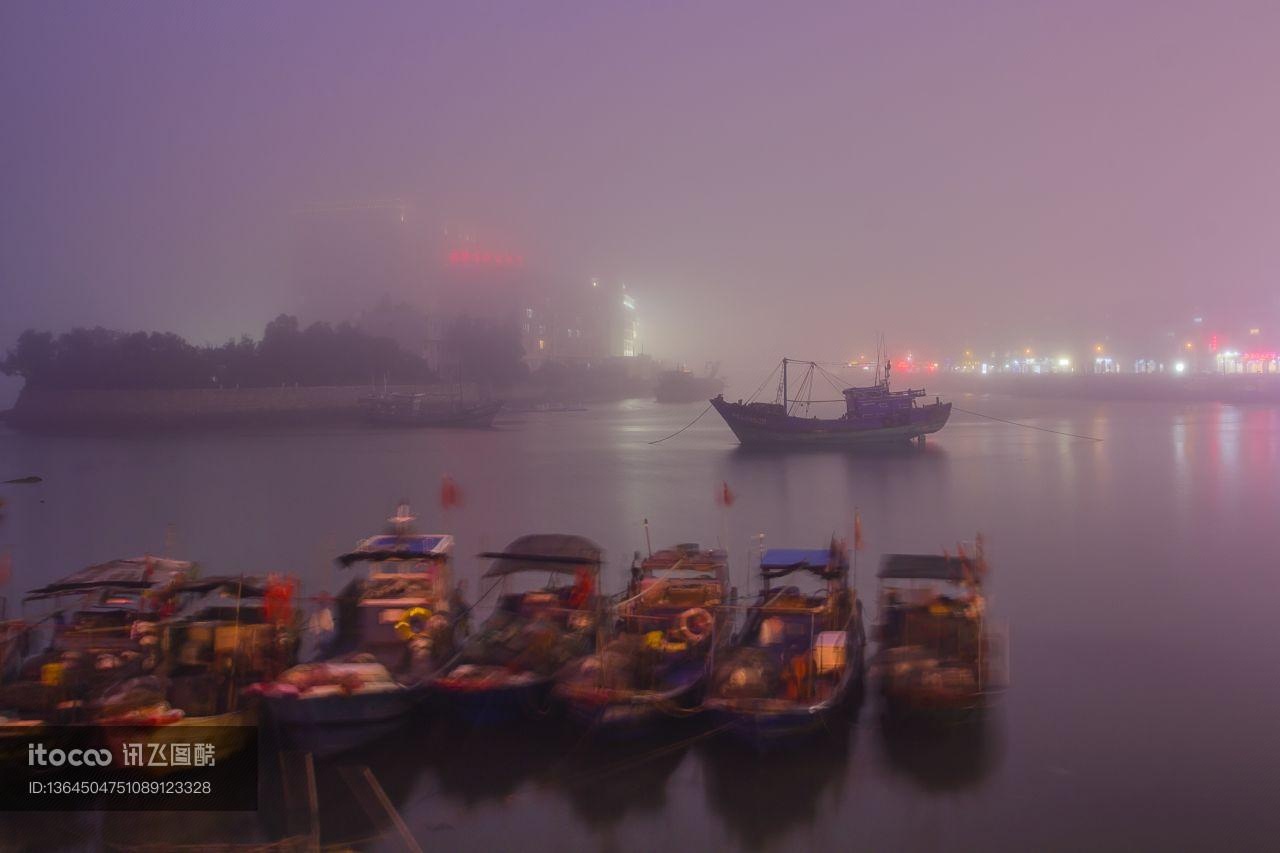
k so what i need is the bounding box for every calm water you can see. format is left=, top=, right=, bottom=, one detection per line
left=2, top=396, right=1279, bottom=851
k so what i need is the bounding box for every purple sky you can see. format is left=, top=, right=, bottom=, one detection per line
left=4, top=1, right=1279, bottom=378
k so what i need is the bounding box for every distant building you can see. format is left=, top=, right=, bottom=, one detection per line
left=292, top=201, right=641, bottom=372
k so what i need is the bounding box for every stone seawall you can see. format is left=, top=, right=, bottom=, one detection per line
left=4, top=385, right=459, bottom=430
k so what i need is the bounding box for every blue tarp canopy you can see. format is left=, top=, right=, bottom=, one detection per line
left=336, top=534, right=451, bottom=566
left=760, top=547, right=846, bottom=580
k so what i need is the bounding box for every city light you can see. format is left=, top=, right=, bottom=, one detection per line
left=1174, top=361, right=1186, bottom=374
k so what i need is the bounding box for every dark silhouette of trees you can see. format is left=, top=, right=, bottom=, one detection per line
left=1, top=316, right=436, bottom=390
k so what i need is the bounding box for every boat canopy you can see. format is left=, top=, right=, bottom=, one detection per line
left=25, top=557, right=196, bottom=601
left=760, top=548, right=847, bottom=580
left=336, top=533, right=453, bottom=566
left=481, top=534, right=603, bottom=578
left=173, top=576, right=269, bottom=597
left=878, top=553, right=977, bottom=583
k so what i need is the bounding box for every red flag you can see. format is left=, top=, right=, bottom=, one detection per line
left=853, top=511, right=864, bottom=552
left=440, top=474, right=462, bottom=510
left=716, top=481, right=735, bottom=507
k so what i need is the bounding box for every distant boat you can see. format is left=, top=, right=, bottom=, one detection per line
left=655, top=363, right=726, bottom=403
left=362, top=392, right=503, bottom=427
left=710, top=358, right=950, bottom=447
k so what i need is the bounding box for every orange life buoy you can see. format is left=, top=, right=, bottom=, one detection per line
left=677, top=608, right=713, bottom=644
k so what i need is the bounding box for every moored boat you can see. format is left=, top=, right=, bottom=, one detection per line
left=710, top=358, right=950, bottom=447
left=91, top=575, right=299, bottom=768
left=704, top=542, right=865, bottom=750
left=872, top=540, right=1005, bottom=717
left=362, top=392, right=503, bottom=427
left=254, top=506, right=460, bottom=754
left=433, top=534, right=603, bottom=726
left=555, top=543, right=732, bottom=739
left=655, top=364, right=725, bottom=403
left=1, top=557, right=199, bottom=723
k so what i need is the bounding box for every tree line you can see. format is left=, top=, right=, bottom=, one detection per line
left=1, top=315, right=438, bottom=391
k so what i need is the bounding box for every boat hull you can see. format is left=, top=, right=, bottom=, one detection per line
left=710, top=397, right=950, bottom=446
left=556, top=676, right=703, bottom=741
left=263, top=685, right=426, bottom=756
left=98, top=710, right=258, bottom=773
left=431, top=677, right=556, bottom=727
left=365, top=400, right=503, bottom=428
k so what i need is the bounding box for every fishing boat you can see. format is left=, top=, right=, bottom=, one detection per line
left=1, top=558, right=199, bottom=722
left=254, top=507, right=460, bottom=754
left=554, top=543, right=732, bottom=738
left=655, top=364, right=725, bottom=403
left=703, top=543, right=865, bottom=749
left=433, top=534, right=603, bottom=726
left=90, top=575, right=298, bottom=768
left=710, top=357, right=950, bottom=447
left=872, top=540, right=1004, bottom=716
left=362, top=392, right=503, bottom=427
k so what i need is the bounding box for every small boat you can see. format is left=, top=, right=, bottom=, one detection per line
left=362, top=392, right=503, bottom=427
left=2, top=557, right=199, bottom=722
left=655, top=364, right=726, bottom=403
left=255, top=507, right=460, bottom=754
left=710, top=358, right=950, bottom=447
left=872, top=540, right=1005, bottom=716
left=91, top=575, right=298, bottom=768
left=555, top=543, right=732, bottom=738
left=24, top=556, right=198, bottom=653
left=93, top=677, right=260, bottom=773
left=704, top=542, right=866, bottom=750
left=433, top=534, right=603, bottom=726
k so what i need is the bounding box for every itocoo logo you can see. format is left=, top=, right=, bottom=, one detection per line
left=27, top=743, right=112, bottom=767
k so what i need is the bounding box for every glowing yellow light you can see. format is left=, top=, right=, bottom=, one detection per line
left=1094, top=344, right=1104, bottom=353
left=1024, top=348, right=1032, bottom=356
left=1184, top=341, right=1193, bottom=350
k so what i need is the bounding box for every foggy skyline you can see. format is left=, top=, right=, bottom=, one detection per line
left=4, top=1, right=1280, bottom=381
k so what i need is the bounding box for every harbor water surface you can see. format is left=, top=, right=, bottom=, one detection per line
left=1, top=396, right=1278, bottom=851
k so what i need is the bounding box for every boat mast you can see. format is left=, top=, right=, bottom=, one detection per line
left=782, top=358, right=788, bottom=414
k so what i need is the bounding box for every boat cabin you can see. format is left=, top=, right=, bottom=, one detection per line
left=332, top=526, right=455, bottom=670
left=876, top=550, right=994, bottom=709
left=481, top=534, right=603, bottom=629
left=24, top=557, right=196, bottom=651
left=710, top=546, right=858, bottom=706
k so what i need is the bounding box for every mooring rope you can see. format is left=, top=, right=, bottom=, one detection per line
left=648, top=403, right=714, bottom=445
left=951, top=405, right=1103, bottom=442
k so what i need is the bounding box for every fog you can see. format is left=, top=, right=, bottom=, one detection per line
left=4, top=1, right=1280, bottom=386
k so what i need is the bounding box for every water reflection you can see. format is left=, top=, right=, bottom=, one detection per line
left=698, top=690, right=863, bottom=850
left=553, top=731, right=695, bottom=829
left=421, top=721, right=564, bottom=809
left=873, top=709, right=1001, bottom=793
